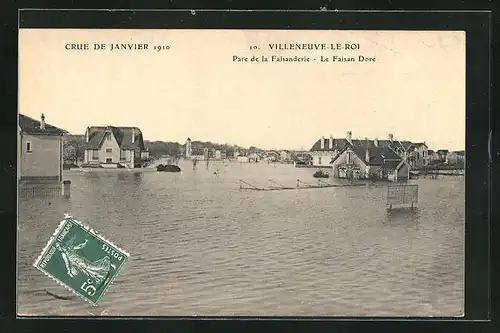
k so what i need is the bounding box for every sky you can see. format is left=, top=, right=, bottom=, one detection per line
left=19, top=29, right=465, bottom=151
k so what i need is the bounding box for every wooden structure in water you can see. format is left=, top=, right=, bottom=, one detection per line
left=239, top=178, right=365, bottom=191
left=386, top=184, right=418, bottom=210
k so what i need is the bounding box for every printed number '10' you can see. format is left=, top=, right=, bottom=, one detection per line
left=81, top=279, right=96, bottom=296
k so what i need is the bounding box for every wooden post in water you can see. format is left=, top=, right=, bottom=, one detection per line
left=62, top=180, right=71, bottom=198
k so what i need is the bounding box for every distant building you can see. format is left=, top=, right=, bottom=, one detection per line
left=408, top=143, right=429, bottom=167
left=83, top=126, right=149, bottom=168
left=331, top=145, right=409, bottom=181
left=237, top=156, right=249, bottom=163
left=280, top=150, right=292, bottom=162
left=263, top=151, right=279, bottom=162
left=185, top=138, right=192, bottom=158
left=215, top=150, right=222, bottom=160
left=248, top=152, right=261, bottom=163
left=436, top=149, right=449, bottom=162
left=446, top=150, right=465, bottom=165
left=18, top=113, right=68, bottom=183
left=310, top=131, right=428, bottom=169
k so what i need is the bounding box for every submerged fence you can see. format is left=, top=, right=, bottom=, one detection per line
left=386, top=184, right=418, bottom=210
left=19, top=181, right=71, bottom=199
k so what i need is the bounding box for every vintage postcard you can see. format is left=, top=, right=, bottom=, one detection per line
left=17, top=28, right=465, bottom=317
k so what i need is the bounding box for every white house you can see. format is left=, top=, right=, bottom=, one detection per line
left=83, top=126, right=149, bottom=168
left=248, top=152, right=261, bottom=163
left=215, top=150, right=222, bottom=160
left=331, top=145, right=409, bottom=181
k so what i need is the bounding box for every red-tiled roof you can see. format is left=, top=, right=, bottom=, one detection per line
left=19, top=114, right=67, bottom=136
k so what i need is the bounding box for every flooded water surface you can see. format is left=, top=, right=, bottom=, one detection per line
left=17, top=161, right=465, bottom=317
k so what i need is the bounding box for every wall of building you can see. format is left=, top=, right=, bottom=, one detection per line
left=331, top=149, right=368, bottom=178
left=20, top=134, right=62, bottom=181
left=98, top=133, right=121, bottom=163
left=84, top=133, right=135, bottom=168
left=312, top=151, right=338, bottom=167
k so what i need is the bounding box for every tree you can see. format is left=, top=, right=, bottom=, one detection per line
left=63, top=144, right=77, bottom=163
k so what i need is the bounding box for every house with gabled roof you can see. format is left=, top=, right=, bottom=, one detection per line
left=310, top=131, right=429, bottom=168
left=82, top=126, right=149, bottom=168
left=330, top=144, right=410, bottom=181
left=18, top=114, right=68, bottom=183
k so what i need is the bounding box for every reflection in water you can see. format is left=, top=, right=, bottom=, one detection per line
left=17, top=161, right=464, bottom=317
left=383, top=208, right=421, bottom=228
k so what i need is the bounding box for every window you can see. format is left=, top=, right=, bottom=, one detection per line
left=106, top=148, right=112, bottom=153
left=347, top=152, right=353, bottom=164
left=318, top=157, right=322, bottom=165
left=120, top=150, right=127, bottom=160
left=26, top=141, right=32, bottom=153
left=106, top=158, right=112, bottom=163
left=92, top=150, right=99, bottom=160
left=105, top=132, right=111, bottom=140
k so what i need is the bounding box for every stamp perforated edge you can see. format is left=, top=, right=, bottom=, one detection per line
left=33, top=216, right=130, bottom=307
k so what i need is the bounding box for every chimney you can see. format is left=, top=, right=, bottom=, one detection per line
left=365, top=148, right=370, bottom=164
left=388, top=133, right=393, bottom=142
left=374, top=137, right=379, bottom=147
left=85, top=127, right=89, bottom=142
left=131, top=128, right=135, bottom=143
left=346, top=131, right=352, bottom=143
left=40, top=113, right=45, bottom=129
left=329, top=135, right=333, bottom=149
left=320, top=136, right=325, bottom=149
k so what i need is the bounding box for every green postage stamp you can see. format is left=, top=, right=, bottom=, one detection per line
left=33, top=214, right=129, bottom=306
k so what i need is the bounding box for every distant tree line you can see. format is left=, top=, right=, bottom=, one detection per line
left=144, top=140, right=262, bottom=158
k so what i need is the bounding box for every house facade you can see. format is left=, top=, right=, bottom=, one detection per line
left=446, top=150, right=465, bottom=165
left=248, top=152, right=261, bottom=163
left=310, top=131, right=428, bottom=169
left=331, top=145, right=409, bottom=181
left=280, top=150, right=293, bottom=162
left=83, top=126, right=149, bottom=168
left=18, top=114, right=67, bottom=183
left=436, top=150, right=449, bottom=162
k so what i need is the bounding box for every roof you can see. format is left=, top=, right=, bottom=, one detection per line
left=19, top=114, right=67, bottom=136
left=310, top=136, right=417, bottom=153
left=84, top=126, right=145, bottom=150
left=413, top=142, right=427, bottom=147
left=454, top=150, right=465, bottom=156
left=437, top=149, right=449, bottom=154
left=379, top=159, right=404, bottom=171
left=332, top=145, right=402, bottom=167
left=310, top=138, right=350, bottom=151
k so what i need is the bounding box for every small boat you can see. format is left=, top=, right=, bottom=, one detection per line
left=156, top=164, right=181, bottom=172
